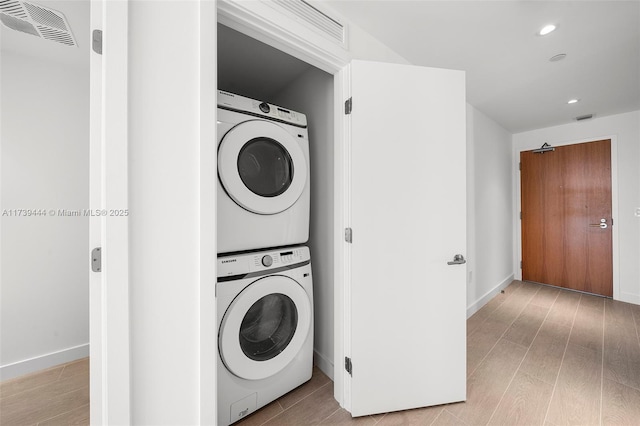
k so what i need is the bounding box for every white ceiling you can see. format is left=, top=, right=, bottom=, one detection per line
left=324, top=0, right=640, bottom=133
left=0, top=0, right=89, bottom=69
left=3, top=1, right=638, bottom=133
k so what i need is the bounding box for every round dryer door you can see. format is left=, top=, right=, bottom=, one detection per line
left=219, top=275, right=312, bottom=380
left=218, top=120, right=308, bottom=215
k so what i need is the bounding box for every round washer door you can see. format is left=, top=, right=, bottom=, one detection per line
left=219, top=275, right=312, bottom=380
left=218, top=120, right=308, bottom=215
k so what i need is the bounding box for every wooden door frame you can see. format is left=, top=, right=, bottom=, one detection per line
left=514, top=136, right=620, bottom=299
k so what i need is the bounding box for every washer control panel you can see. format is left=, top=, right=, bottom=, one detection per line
left=217, top=90, right=307, bottom=127
left=217, top=246, right=310, bottom=278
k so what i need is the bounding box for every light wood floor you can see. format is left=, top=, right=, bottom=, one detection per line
left=237, top=280, right=640, bottom=426
left=2, top=280, right=640, bottom=425
left=0, top=357, right=89, bottom=425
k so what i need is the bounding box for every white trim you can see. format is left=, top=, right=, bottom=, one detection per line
left=610, top=139, right=621, bottom=301
left=466, top=274, right=514, bottom=318
left=0, top=344, right=90, bottom=381
left=333, top=65, right=350, bottom=409
left=103, top=0, right=131, bottom=423
left=332, top=70, right=344, bottom=405
left=90, top=0, right=131, bottom=424
left=88, top=0, right=104, bottom=422
left=513, top=135, right=620, bottom=300
left=103, top=0, right=131, bottom=419
left=313, top=349, right=334, bottom=380
left=620, top=291, right=640, bottom=305
left=217, top=0, right=348, bottom=74
left=201, top=0, right=217, bottom=424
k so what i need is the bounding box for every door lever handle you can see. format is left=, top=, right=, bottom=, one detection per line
left=589, top=218, right=608, bottom=229
left=447, top=254, right=466, bottom=265
left=589, top=223, right=607, bottom=229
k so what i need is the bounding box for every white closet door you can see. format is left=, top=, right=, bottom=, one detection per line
left=345, top=59, right=467, bottom=416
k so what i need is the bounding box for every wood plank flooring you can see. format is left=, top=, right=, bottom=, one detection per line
left=0, top=358, right=89, bottom=425
left=238, top=281, right=640, bottom=426
left=2, top=280, right=640, bottom=425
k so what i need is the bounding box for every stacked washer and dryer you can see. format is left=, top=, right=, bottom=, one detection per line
left=216, top=90, right=314, bottom=426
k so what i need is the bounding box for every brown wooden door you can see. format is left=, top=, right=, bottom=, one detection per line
left=521, top=139, right=613, bottom=297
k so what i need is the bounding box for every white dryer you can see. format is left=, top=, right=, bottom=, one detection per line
left=217, top=245, right=313, bottom=426
left=217, top=90, right=310, bottom=254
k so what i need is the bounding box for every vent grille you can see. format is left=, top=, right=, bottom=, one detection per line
left=0, top=0, right=28, bottom=18
left=0, top=1, right=76, bottom=46
left=24, top=2, right=67, bottom=30
left=37, top=25, right=74, bottom=45
left=272, top=0, right=345, bottom=44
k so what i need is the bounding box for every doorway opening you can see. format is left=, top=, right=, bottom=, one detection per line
left=0, top=0, right=91, bottom=422
left=217, top=22, right=336, bottom=379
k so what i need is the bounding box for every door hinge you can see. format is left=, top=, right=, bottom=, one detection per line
left=519, top=162, right=521, bottom=171
left=520, top=211, right=522, bottom=220
left=92, top=29, right=103, bottom=55
left=91, top=247, right=102, bottom=272
left=520, top=260, right=523, bottom=269
left=345, top=97, right=352, bottom=115
left=345, top=227, right=352, bottom=243
left=345, top=357, right=352, bottom=376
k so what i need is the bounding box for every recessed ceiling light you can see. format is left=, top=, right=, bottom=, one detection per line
left=539, top=24, right=557, bottom=35
left=567, top=99, right=579, bottom=104
left=549, top=53, right=567, bottom=62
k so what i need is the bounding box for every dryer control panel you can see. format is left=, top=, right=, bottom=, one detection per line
left=217, top=90, right=308, bottom=128
left=217, top=245, right=310, bottom=278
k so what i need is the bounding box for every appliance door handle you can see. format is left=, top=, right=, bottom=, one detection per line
left=447, top=254, right=466, bottom=265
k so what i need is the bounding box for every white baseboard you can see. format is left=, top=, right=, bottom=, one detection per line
left=313, top=349, right=334, bottom=381
left=619, top=291, right=640, bottom=306
left=0, top=343, right=89, bottom=381
left=467, top=274, right=515, bottom=318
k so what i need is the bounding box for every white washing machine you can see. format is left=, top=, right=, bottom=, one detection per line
left=217, top=245, right=313, bottom=426
left=217, top=90, right=310, bottom=254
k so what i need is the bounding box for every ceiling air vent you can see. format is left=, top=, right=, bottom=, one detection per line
left=271, top=0, right=345, bottom=45
left=575, top=114, right=594, bottom=121
left=0, top=0, right=77, bottom=46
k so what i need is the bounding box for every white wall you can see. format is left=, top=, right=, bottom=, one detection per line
left=346, top=20, right=410, bottom=65
left=127, top=0, right=215, bottom=423
left=512, top=111, right=640, bottom=305
left=274, top=67, right=335, bottom=379
left=0, top=51, right=89, bottom=379
left=466, top=105, right=514, bottom=315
